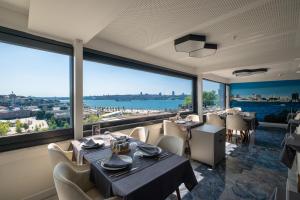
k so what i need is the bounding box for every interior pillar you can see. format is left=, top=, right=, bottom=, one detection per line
left=226, top=84, right=230, bottom=109
left=197, top=74, right=203, bottom=122
left=73, top=39, right=83, bottom=139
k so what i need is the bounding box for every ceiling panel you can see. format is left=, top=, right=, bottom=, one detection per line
left=97, top=0, right=300, bottom=73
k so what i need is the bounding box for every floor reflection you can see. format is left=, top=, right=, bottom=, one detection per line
left=183, top=126, right=287, bottom=200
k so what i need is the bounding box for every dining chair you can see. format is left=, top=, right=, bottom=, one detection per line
left=53, top=162, right=120, bottom=200
left=226, top=115, right=249, bottom=143
left=129, top=127, right=149, bottom=143
left=185, top=114, right=200, bottom=122
left=48, top=143, right=89, bottom=171
left=206, top=113, right=225, bottom=127
left=156, top=135, right=185, bottom=199
left=225, top=108, right=240, bottom=115
left=156, top=135, right=185, bottom=156
left=163, top=120, right=187, bottom=142
left=232, top=107, right=242, bottom=111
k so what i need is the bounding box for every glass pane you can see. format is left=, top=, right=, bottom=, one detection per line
left=202, top=79, right=225, bottom=112
left=83, top=60, right=193, bottom=124
left=0, top=42, right=71, bottom=137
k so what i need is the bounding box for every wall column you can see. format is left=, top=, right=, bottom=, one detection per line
left=73, top=39, right=83, bottom=139
left=226, top=84, right=230, bottom=109
left=197, top=74, right=203, bottom=122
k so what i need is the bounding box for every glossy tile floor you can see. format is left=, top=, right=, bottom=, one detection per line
left=179, top=126, right=287, bottom=200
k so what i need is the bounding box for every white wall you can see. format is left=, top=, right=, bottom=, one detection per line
left=0, top=141, right=69, bottom=200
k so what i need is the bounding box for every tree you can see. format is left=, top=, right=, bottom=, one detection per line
left=63, top=122, right=70, bottom=129
left=34, top=125, right=39, bottom=132
left=36, top=110, right=45, bottom=120
left=0, top=122, right=9, bottom=136
left=23, top=123, right=29, bottom=130
left=203, top=90, right=218, bottom=107
left=48, top=117, right=57, bottom=130
left=182, top=95, right=192, bottom=108
left=84, top=114, right=102, bottom=124
left=15, top=120, right=22, bottom=133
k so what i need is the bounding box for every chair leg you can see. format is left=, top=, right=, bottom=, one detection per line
left=175, top=188, right=181, bottom=200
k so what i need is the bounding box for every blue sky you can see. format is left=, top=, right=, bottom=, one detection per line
left=230, top=80, right=300, bottom=97
left=203, top=79, right=222, bottom=92
left=83, top=60, right=192, bottom=96
left=0, top=42, right=192, bottom=97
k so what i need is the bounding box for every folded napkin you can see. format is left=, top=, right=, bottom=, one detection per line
left=137, top=144, right=160, bottom=157
left=82, top=139, right=101, bottom=149
left=103, top=154, right=131, bottom=168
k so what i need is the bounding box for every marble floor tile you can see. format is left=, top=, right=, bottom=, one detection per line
left=180, top=126, right=287, bottom=200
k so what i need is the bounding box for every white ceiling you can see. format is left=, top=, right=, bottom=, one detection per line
left=28, top=0, right=134, bottom=43
left=0, top=0, right=300, bottom=82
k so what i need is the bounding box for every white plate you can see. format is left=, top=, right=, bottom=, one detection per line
left=175, top=120, right=186, bottom=124
left=100, top=155, right=133, bottom=171
left=93, top=139, right=105, bottom=146
left=81, top=139, right=105, bottom=149
left=135, top=147, right=162, bottom=158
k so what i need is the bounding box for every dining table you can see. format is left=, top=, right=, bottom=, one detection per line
left=71, top=132, right=197, bottom=200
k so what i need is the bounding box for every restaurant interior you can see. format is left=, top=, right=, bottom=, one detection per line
left=0, top=0, right=300, bottom=200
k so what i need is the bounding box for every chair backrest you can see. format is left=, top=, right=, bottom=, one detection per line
left=156, top=135, right=185, bottom=156
left=129, top=127, right=149, bottom=143
left=232, top=107, right=242, bottom=111
left=48, top=143, right=72, bottom=170
left=53, top=162, right=93, bottom=200
left=206, top=113, right=225, bottom=127
left=225, top=108, right=240, bottom=115
left=163, top=120, right=186, bottom=141
left=226, top=115, right=248, bottom=131
left=186, top=114, right=200, bottom=122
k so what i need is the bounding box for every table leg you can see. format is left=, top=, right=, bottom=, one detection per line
left=185, top=129, right=192, bottom=158
left=175, top=188, right=181, bottom=200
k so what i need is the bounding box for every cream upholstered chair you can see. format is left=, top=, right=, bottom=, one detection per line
left=226, top=115, right=249, bottom=143
left=185, top=114, right=200, bottom=122
left=206, top=113, right=225, bottom=127
left=53, top=162, right=120, bottom=200
left=225, top=108, right=240, bottom=115
left=156, top=135, right=185, bottom=156
left=48, top=143, right=89, bottom=171
left=163, top=120, right=186, bottom=141
left=232, top=107, right=242, bottom=111
left=129, top=127, right=149, bottom=143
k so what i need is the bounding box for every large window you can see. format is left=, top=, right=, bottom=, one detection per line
left=0, top=41, right=71, bottom=137
left=202, top=79, right=225, bottom=112
left=83, top=57, right=194, bottom=125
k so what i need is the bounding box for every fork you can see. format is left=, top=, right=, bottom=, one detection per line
left=109, top=167, right=138, bottom=178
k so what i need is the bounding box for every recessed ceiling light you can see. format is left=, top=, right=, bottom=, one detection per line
left=174, top=34, right=206, bottom=53
left=189, top=43, right=218, bottom=58
left=296, top=70, right=300, bottom=74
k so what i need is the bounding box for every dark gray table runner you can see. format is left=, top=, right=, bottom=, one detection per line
left=72, top=137, right=197, bottom=200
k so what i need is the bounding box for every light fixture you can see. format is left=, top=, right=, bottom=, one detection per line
left=189, top=43, right=218, bottom=58
left=174, top=34, right=206, bottom=53
left=296, top=70, right=300, bottom=74
left=232, top=68, right=268, bottom=77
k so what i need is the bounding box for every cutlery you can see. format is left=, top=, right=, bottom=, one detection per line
left=109, top=167, right=138, bottom=178
left=157, top=153, right=169, bottom=160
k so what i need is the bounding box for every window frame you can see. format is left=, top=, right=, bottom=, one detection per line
left=0, top=26, right=74, bottom=152
left=0, top=26, right=198, bottom=152
left=82, top=48, right=198, bottom=132
left=202, top=78, right=227, bottom=112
